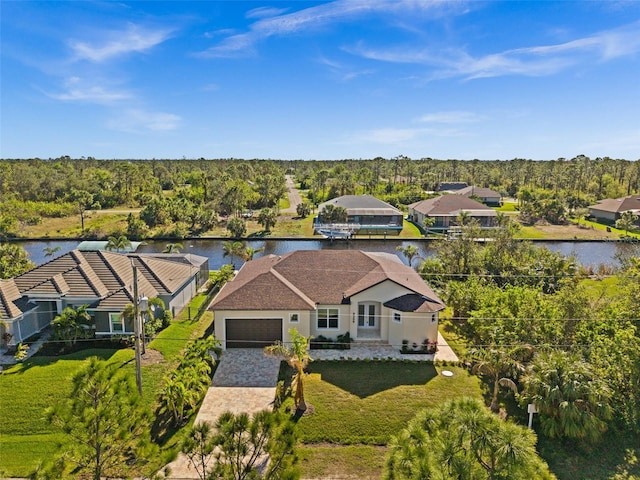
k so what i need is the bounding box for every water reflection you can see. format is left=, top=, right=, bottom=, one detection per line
left=15, top=238, right=628, bottom=269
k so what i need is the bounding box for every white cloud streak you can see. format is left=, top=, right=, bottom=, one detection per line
left=69, top=23, right=173, bottom=62
left=351, top=21, right=640, bottom=80
left=107, top=109, right=181, bottom=133
left=45, top=77, right=132, bottom=104
left=198, top=0, right=459, bottom=58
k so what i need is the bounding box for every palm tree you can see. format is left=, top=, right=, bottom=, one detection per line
left=51, top=305, right=93, bottom=347
left=257, top=208, right=277, bottom=232
left=396, top=244, right=420, bottom=267
left=469, top=344, right=533, bottom=413
left=43, top=246, right=61, bottom=259
left=422, top=216, right=436, bottom=235
left=222, top=240, right=244, bottom=265
left=264, top=328, right=312, bottom=412
left=521, top=350, right=612, bottom=442
left=240, top=245, right=264, bottom=261
left=106, top=235, right=132, bottom=252
left=163, top=242, right=184, bottom=253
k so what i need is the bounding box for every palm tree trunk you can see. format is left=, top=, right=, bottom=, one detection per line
left=490, top=378, right=500, bottom=413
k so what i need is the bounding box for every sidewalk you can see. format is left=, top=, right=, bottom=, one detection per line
left=0, top=330, right=51, bottom=367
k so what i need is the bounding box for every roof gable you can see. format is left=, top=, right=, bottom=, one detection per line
left=409, top=195, right=495, bottom=215
left=211, top=250, right=444, bottom=311
left=318, top=195, right=402, bottom=216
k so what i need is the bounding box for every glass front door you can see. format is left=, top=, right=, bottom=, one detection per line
left=358, top=303, right=376, bottom=328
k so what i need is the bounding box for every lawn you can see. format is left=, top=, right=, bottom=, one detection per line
left=0, top=298, right=214, bottom=477
left=293, top=361, right=482, bottom=478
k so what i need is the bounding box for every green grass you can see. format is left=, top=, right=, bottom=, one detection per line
left=0, top=294, right=214, bottom=477
left=515, top=225, right=550, bottom=239
left=580, top=276, right=621, bottom=300
left=495, top=201, right=519, bottom=212
left=572, top=218, right=640, bottom=239
left=294, top=361, right=481, bottom=477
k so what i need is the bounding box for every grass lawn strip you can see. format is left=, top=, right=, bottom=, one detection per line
left=0, top=296, right=214, bottom=477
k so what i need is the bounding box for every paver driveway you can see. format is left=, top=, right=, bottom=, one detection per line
left=164, top=349, right=281, bottom=479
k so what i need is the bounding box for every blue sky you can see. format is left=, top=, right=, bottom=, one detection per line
left=2, top=1, right=639, bottom=160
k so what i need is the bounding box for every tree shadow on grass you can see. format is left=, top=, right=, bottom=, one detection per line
left=308, top=360, right=438, bottom=399
left=2, top=347, right=121, bottom=374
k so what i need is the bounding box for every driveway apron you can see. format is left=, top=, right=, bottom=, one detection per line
left=164, top=349, right=281, bottom=479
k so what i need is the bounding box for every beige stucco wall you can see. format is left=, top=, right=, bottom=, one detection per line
left=589, top=208, right=617, bottom=222
left=213, top=279, right=443, bottom=349
left=214, top=309, right=313, bottom=349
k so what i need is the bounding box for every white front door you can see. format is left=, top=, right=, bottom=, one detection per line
left=358, top=303, right=376, bottom=328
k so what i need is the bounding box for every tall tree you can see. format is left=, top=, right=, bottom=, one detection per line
left=0, top=243, right=35, bottom=279
left=227, top=217, right=247, bottom=238
left=469, top=345, right=533, bottom=413
left=264, top=328, right=312, bottom=412
left=45, top=357, right=155, bottom=479
left=66, top=189, right=95, bottom=231
left=384, top=397, right=554, bottom=480
left=396, top=244, right=420, bottom=267
left=257, top=208, right=277, bottom=232
left=521, top=350, right=612, bottom=442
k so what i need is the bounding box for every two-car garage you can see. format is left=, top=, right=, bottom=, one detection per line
left=225, top=318, right=283, bottom=348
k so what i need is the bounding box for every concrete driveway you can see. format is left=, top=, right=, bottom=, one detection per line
left=164, top=349, right=281, bottom=479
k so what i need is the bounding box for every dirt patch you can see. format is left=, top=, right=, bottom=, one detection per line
left=141, top=348, right=164, bottom=365
left=532, top=223, right=617, bottom=240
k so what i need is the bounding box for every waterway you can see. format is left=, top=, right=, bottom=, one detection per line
left=15, top=238, right=635, bottom=270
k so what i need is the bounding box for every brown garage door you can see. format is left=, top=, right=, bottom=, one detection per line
left=226, top=318, right=283, bottom=348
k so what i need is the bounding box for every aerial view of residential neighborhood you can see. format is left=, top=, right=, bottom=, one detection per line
left=1, top=1, right=639, bottom=479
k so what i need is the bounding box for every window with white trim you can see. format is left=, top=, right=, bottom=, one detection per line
left=393, top=312, right=402, bottom=323
left=317, top=308, right=339, bottom=329
left=109, top=313, right=125, bottom=333
left=431, top=313, right=437, bottom=323
left=290, top=313, right=299, bottom=323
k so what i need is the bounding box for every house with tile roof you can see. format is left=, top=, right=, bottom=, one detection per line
left=588, top=196, right=640, bottom=224
left=210, top=250, right=445, bottom=350
left=0, top=250, right=208, bottom=346
left=315, top=194, right=404, bottom=236
left=408, top=195, right=498, bottom=232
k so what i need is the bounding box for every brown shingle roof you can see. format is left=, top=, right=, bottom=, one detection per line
left=589, top=196, right=640, bottom=214
left=318, top=195, right=402, bottom=216
left=456, top=186, right=501, bottom=199
left=384, top=293, right=444, bottom=313
left=409, top=195, right=495, bottom=215
left=211, top=250, right=444, bottom=311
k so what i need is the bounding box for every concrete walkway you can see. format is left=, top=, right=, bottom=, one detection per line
left=163, top=336, right=458, bottom=479
left=311, top=332, right=459, bottom=362
left=163, top=349, right=281, bottom=479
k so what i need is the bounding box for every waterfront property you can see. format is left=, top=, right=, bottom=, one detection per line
left=408, top=195, right=498, bottom=232
left=588, top=195, right=640, bottom=224
left=315, top=194, right=404, bottom=236
left=210, top=249, right=445, bottom=350
left=0, top=250, right=208, bottom=346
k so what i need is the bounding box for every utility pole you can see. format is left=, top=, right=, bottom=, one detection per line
left=132, top=261, right=143, bottom=395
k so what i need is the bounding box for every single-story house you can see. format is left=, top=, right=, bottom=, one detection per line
left=436, top=182, right=468, bottom=192
left=315, top=194, right=403, bottom=236
left=455, top=186, right=502, bottom=206
left=588, top=196, right=640, bottom=224
left=210, top=250, right=445, bottom=350
left=0, top=250, right=208, bottom=346
left=408, top=195, right=498, bottom=232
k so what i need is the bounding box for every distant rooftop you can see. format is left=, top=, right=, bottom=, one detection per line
left=77, top=240, right=143, bottom=253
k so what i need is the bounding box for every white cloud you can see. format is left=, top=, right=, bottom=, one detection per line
left=350, top=124, right=468, bottom=145
left=350, top=20, right=640, bottom=80
left=198, top=0, right=461, bottom=58
left=417, top=111, right=484, bottom=124
left=45, top=77, right=131, bottom=104
left=246, top=6, right=289, bottom=19
left=70, top=23, right=173, bottom=62
left=107, top=109, right=181, bottom=133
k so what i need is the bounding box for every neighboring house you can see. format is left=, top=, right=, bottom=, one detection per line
left=436, top=182, right=468, bottom=192
left=315, top=194, right=404, bottom=236
left=408, top=195, right=498, bottom=232
left=210, top=250, right=445, bottom=350
left=588, top=196, right=640, bottom=224
left=455, top=186, right=502, bottom=206
left=0, top=250, right=208, bottom=346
